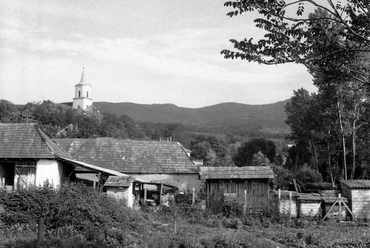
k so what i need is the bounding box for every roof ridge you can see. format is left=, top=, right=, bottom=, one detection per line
left=34, top=125, right=56, bottom=156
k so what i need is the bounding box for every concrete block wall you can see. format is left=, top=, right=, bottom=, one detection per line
left=299, top=202, right=321, bottom=218
left=350, top=190, right=370, bottom=220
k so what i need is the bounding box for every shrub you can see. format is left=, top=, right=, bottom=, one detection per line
left=0, top=183, right=136, bottom=246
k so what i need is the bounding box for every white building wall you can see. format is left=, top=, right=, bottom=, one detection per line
left=106, top=184, right=134, bottom=208
left=73, top=98, right=93, bottom=110
left=36, top=159, right=61, bottom=188
left=279, top=198, right=298, bottom=218
left=73, top=84, right=92, bottom=110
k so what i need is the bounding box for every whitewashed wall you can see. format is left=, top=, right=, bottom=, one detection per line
left=36, top=159, right=62, bottom=188
left=279, top=198, right=297, bottom=218
left=106, top=184, right=134, bottom=208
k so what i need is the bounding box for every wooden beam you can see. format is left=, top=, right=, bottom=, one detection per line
left=323, top=197, right=340, bottom=220
left=15, top=167, right=29, bottom=189
left=159, top=184, right=163, bottom=205
left=341, top=201, right=357, bottom=221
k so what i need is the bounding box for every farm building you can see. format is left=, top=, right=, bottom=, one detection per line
left=56, top=138, right=200, bottom=197
left=199, top=166, right=274, bottom=213
left=341, top=180, right=370, bottom=221
left=276, top=190, right=349, bottom=220
left=104, top=176, right=136, bottom=207
left=0, top=124, right=132, bottom=203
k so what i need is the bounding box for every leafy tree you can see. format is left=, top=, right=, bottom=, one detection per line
left=0, top=99, right=19, bottom=123
left=190, top=135, right=233, bottom=166
left=250, top=151, right=270, bottom=166
left=271, top=165, right=293, bottom=190
left=233, top=138, right=276, bottom=167
left=295, top=165, right=323, bottom=187
left=221, top=0, right=370, bottom=84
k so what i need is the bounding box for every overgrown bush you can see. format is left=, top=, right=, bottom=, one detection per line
left=0, top=183, right=143, bottom=246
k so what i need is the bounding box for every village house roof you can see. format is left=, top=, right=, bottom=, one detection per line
left=199, top=166, right=275, bottom=180
left=55, top=138, right=197, bottom=174
left=0, top=123, right=73, bottom=159
left=341, top=180, right=370, bottom=189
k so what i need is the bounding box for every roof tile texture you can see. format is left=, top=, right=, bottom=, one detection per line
left=55, top=138, right=196, bottom=174
left=0, top=123, right=72, bottom=159
left=199, top=166, right=274, bottom=179
left=341, top=180, right=370, bottom=189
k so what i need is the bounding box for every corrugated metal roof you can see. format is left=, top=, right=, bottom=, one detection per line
left=104, top=176, right=135, bottom=187
left=0, top=123, right=73, bottom=159
left=199, top=166, right=274, bottom=179
left=58, top=157, right=129, bottom=177
left=341, top=180, right=370, bottom=189
left=55, top=138, right=196, bottom=174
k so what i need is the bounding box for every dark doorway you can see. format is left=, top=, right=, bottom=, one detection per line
left=0, top=162, right=15, bottom=187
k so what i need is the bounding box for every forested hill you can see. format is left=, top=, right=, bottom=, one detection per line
left=94, top=100, right=290, bottom=137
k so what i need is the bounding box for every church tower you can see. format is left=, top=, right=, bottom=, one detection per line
left=73, top=68, right=93, bottom=110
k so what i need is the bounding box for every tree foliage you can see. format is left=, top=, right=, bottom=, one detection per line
left=222, top=0, right=370, bottom=84
left=233, top=138, right=276, bottom=167
left=190, top=135, right=234, bottom=167
left=0, top=100, right=147, bottom=139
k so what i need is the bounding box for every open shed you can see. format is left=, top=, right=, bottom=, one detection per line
left=199, top=166, right=274, bottom=214
left=104, top=176, right=136, bottom=207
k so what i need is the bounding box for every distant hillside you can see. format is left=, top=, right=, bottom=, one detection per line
left=94, top=100, right=290, bottom=137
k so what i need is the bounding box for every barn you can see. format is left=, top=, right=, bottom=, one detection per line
left=199, top=166, right=274, bottom=214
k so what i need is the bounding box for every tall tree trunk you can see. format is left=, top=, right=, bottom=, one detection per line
left=327, top=129, right=335, bottom=186
left=308, top=140, right=319, bottom=171
left=336, top=90, right=347, bottom=180
left=351, top=102, right=361, bottom=180
left=351, top=118, right=356, bottom=179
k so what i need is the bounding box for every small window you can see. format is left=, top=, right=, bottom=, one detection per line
left=87, top=91, right=89, bottom=98
left=78, top=91, right=81, bottom=97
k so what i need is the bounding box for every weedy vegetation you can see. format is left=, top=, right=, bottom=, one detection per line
left=1, top=183, right=370, bottom=248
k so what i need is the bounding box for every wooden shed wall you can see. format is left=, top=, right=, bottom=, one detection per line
left=206, top=179, right=270, bottom=212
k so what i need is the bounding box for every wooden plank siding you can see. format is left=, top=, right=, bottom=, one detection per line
left=206, top=179, right=270, bottom=213
left=14, top=164, right=36, bottom=190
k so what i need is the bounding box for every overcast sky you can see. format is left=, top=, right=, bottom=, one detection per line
left=0, top=0, right=317, bottom=108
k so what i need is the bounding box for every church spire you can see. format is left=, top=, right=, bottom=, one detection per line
left=73, top=67, right=92, bottom=110
left=80, top=67, right=86, bottom=84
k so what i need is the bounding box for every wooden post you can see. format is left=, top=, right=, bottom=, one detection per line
left=192, top=187, right=195, bottom=206
left=289, top=191, right=292, bottom=220
left=37, top=217, right=44, bottom=245
left=278, top=189, right=281, bottom=213
left=144, top=188, right=147, bottom=205
left=159, top=184, right=163, bottom=205
left=243, top=189, right=247, bottom=216
left=339, top=193, right=342, bottom=221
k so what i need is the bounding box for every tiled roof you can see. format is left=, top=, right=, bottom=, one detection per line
left=298, top=192, right=348, bottom=203
left=55, top=138, right=196, bottom=174
left=0, top=123, right=73, bottom=159
left=341, top=180, right=370, bottom=189
left=199, top=166, right=274, bottom=179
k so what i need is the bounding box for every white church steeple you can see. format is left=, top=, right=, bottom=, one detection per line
left=73, top=67, right=93, bottom=110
